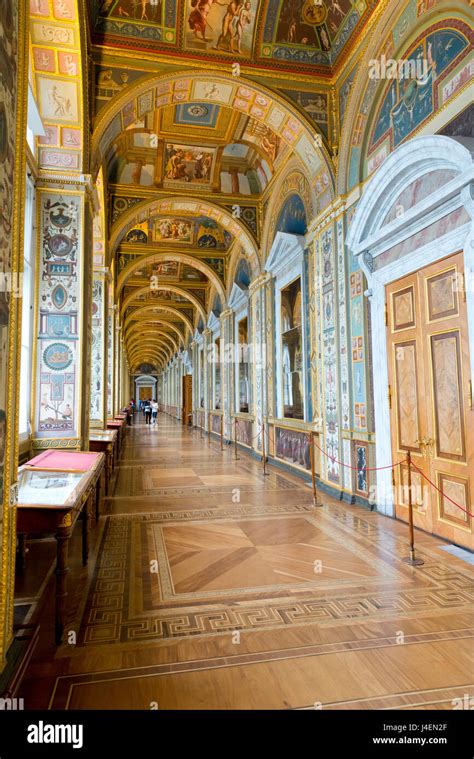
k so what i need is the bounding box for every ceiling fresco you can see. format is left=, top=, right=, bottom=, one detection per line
left=87, top=2, right=360, bottom=368
left=90, top=0, right=378, bottom=73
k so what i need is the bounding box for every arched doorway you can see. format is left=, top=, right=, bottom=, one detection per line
left=347, top=135, right=474, bottom=550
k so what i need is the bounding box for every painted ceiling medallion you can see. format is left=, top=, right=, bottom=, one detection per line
left=188, top=105, right=208, bottom=118
left=47, top=234, right=74, bottom=257
left=52, top=284, right=67, bottom=310
left=302, top=0, right=328, bottom=26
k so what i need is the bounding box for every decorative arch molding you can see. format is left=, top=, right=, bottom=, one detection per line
left=130, top=346, right=169, bottom=366
left=129, top=345, right=171, bottom=365
left=126, top=330, right=182, bottom=361
left=337, top=0, right=473, bottom=195
left=91, top=71, right=332, bottom=184
left=128, top=329, right=179, bottom=354
left=127, top=330, right=182, bottom=360
left=117, top=249, right=226, bottom=304
left=120, top=283, right=206, bottom=322
left=110, top=196, right=259, bottom=270
left=129, top=346, right=170, bottom=365
left=124, top=304, right=194, bottom=335
left=260, top=164, right=316, bottom=262
left=126, top=335, right=181, bottom=360
left=346, top=135, right=474, bottom=517
left=125, top=321, right=186, bottom=351
left=125, top=323, right=184, bottom=350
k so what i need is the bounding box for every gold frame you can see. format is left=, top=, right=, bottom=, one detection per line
left=0, top=0, right=30, bottom=671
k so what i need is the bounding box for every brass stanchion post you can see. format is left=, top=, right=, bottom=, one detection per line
left=200, top=411, right=203, bottom=439
left=261, top=422, right=269, bottom=476
left=208, top=412, right=211, bottom=446
left=234, top=418, right=239, bottom=460
left=310, top=432, right=323, bottom=507
left=402, top=451, right=424, bottom=566
left=220, top=415, right=223, bottom=451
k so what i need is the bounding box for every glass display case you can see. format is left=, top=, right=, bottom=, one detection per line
left=238, top=317, right=249, bottom=413
left=17, top=468, right=85, bottom=507
left=281, top=278, right=304, bottom=419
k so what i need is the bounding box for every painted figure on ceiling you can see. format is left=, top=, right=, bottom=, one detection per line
left=215, top=0, right=242, bottom=51
left=188, top=0, right=226, bottom=42
left=232, top=1, right=251, bottom=54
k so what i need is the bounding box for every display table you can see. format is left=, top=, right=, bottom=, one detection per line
left=89, top=430, right=117, bottom=492
left=25, top=450, right=105, bottom=520
left=106, top=419, right=124, bottom=456
left=16, top=451, right=105, bottom=645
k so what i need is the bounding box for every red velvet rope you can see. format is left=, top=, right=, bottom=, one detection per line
left=410, top=459, right=474, bottom=518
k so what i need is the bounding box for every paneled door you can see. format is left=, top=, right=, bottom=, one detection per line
left=386, top=252, right=473, bottom=550
left=182, top=374, right=192, bottom=425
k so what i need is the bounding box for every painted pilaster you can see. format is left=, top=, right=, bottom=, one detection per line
left=336, top=216, right=353, bottom=494
left=220, top=309, right=234, bottom=441
left=114, top=315, right=121, bottom=415
left=107, top=295, right=114, bottom=417
left=318, top=223, right=341, bottom=486
left=249, top=272, right=273, bottom=451
left=32, top=179, right=94, bottom=451
left=90, top=271, right=108, bottom=428
left=203, top=328, right=212, bottom=430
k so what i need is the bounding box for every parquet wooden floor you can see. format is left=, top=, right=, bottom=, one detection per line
left=19, top=415, right=474, bottom=710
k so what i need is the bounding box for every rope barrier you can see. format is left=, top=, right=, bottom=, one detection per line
left=411, top=460, right=474, bottom=518
left=312, top=438, right=471, bottom=518
left=312, top=438, right=405, bottom=472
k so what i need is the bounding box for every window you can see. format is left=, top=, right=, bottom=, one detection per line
left=281, top=278, right=303, bottom=419
left=238, top=317, right=249, bottom=413
left=19, top=176, right=36, bottom=438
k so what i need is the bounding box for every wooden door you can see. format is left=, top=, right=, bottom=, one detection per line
left=386, top=252, right=473, bottom=550
left=182, top=374, right=192, bottom=425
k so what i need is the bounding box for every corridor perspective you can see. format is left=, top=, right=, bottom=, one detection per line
left=18, top=413, right=474, bottom=711
left=0, top=0, right=473, bottom=745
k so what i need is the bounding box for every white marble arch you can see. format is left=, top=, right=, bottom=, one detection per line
left=265, top=231, right=308, bottom=422
left=346, top=135, right=474, bottom=515
left=134, top=374, right=158, bottom=401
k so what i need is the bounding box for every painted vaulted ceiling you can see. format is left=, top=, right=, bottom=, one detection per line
left=90, top=0, right=379, bottom=74
left=86, top=0, right=375, bottom=370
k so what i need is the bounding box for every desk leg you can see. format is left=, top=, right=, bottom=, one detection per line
left=95, top=473, right=103, bottom=522
left=55, top=530, right=70, bottom=646
left=82, top=496, right=90, bottom=566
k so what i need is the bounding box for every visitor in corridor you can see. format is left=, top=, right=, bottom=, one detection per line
left=144, top=400, right=152, bottom=424
left=151, top=400, right=158, bottom=424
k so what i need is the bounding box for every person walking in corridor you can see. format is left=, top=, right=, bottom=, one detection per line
left=151, top=400, right=158, bottom=424
left=144, top=400, right=152, bottom=425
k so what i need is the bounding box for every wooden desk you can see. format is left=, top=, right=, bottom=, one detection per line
left=17, top=451, right=105, bottom=645
left=89, top=430, right=117, bottom=492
